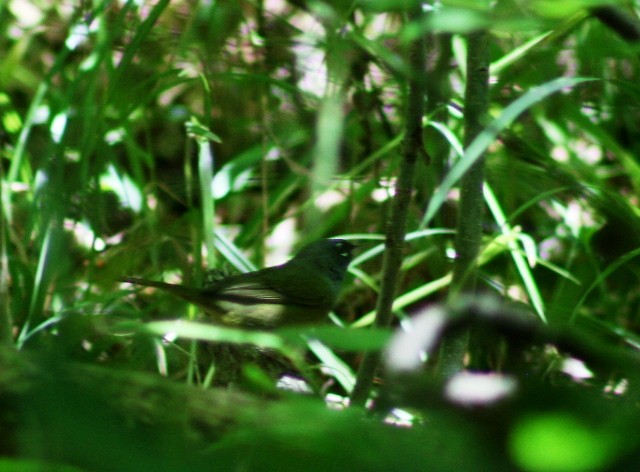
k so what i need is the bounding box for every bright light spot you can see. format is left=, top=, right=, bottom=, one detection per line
left=445, top=371, right=517, bottom=406
left=266, top=219, right=296, bottom=266
left=574, top=141, right=602, bottom=164
left=507, top=284, right=528, bottom=304
left=539, top=236, right=562, bottom=260
left=314, top=189, right=345, bottom=211
left=447, top=187, right=460, bottom=201
left=162, top=332, right=178, bottom=343
left=100, top=165, right=143, bottom=212
left=80, top=51, right=100, bottom=71
left=291, top=15, right=326, bottom=96
left=551, top=146, right=569, bottom=162
left=277, top=375, right=313, bottom=394
left=211, top=159, right=253, bottom=199
left=561, top=357, right=594, bottom=381
left=372, top=177, right=396, bottom=202
left=564, top=200, right=596, bottom=237
left=65, top=150, right=80, bottom=162
left=371, top=187, right=391, bottom=202
left=385, top=306, right=448, bottom=372
left=265, top=146, right=281, bottom=161
left=66, top=22, right=92, bottom=50
left=50, top=112, right=68, bottom=143
left=146, top=195, right=158, bottom=210
left=296, top=48, right=327, bottom=95
left=33, top=105, right=50, bottom=124
left=65, top=219, right=106, bottom=251
left=8, top=181, right=29, bottom=192
left=384, top=408, right=417, bottom=427
left=105, top=128, right=126, bottom=145
left=10, top=0, right=43, bottom=27
left=35, top=169, right=48, bottom=192
left=324, top=393, right=348, bottom=408
left=604, top=378, right=628, bottom=396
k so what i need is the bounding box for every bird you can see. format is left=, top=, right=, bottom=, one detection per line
left=119, top=239, right=356, bottom=329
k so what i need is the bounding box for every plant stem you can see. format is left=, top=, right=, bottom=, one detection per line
left=439, top=30, right=490, bottom=377
left=350, top=7, right=426, bottom=407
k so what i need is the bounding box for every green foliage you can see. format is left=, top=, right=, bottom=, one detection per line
left=510, top=413, right=619, bottom=471
left=3, top=0, right=640, bottom=470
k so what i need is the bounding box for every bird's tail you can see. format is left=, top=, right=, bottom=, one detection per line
left=118, top=276, right=202, bottom=303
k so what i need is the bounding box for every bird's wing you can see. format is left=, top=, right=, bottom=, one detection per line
left=261, top=267, right=335, bottom=307
left=206, top=269, right=287, bottom=304
left=212, top=281, right=288, bottom=304
left=211, top=268, right=333, bottom=308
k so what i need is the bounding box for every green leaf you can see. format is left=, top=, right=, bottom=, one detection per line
left=185, top=116, right=222, bottom=143
left=421, top=77, right=597, bottom=228
left=145, top=320, right=287, bottom=351
left=279, top=325, right=392, bottom=352
left=510, top=413, right=618, bottom=472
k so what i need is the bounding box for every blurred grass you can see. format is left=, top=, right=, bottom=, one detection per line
left=3, top=0, right=640, bottom=470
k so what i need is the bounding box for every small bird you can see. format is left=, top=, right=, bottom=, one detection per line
left=120, top=239, right=356, bottom=329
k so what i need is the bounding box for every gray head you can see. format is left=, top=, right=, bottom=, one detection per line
left=289, top=239, right=356, bottom=282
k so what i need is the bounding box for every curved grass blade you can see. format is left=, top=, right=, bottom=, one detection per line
left=421, top=77, right=597, bottom=228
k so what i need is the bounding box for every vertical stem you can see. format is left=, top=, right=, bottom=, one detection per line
left=256, top=0, right=270, bottom=262
left=0, top=164, right=13, bottom=346
left=350, top=8, right=426, bottom=407
left=453, top=30, right=490, bottom=291
left=439, top=30, right=490, bottom=377
left=198, top=76, right=216, bottom=270
left=197, top=139, right=216, bottom=269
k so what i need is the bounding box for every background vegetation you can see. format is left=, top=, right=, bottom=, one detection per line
left=3, top=0, right=640, bottom=470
